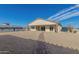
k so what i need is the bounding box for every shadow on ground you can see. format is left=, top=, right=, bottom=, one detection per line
left=0, top=35, right=78, bottom=54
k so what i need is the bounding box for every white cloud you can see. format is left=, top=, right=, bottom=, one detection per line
left=52, top=10, right=78, bottom=20
left=48, top=4, right=79, bottom=20
left=56, top=12, right=79, bottom=21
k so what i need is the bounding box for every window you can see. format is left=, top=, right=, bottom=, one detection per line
left=41, top=26, right=45, bottom=31
left=31, top=26, right=35, bottom=29
left=50, top=26, right=53, bottom=31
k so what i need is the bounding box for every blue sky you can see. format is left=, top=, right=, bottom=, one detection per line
left=0, top=4, right=78, bottom=28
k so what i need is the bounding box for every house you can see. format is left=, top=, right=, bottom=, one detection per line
left=28, top=18, right=62, bottom=32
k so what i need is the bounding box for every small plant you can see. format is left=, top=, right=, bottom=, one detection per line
left=68, top=27, right=73, bottom=32
left=73, top=30, right=77, bottom=33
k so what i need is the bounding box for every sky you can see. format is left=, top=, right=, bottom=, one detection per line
left=0, top=4, right=78, bottom=28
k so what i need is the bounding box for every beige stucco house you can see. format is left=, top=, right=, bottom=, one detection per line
left=28, top=18, right=62, bottom=32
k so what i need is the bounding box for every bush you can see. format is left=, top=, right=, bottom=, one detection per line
left=73, top=30, right=77, bottom=33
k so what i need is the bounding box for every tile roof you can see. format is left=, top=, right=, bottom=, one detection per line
left=29, top=18, right=57, bottom=26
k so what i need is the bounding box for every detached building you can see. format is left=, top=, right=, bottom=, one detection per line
left=0, top=23, right=23, bottom=32
left=28, top=18, right=62, bottom=32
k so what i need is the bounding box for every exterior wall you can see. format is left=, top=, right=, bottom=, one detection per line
left=30, top=29, right=36, bottom=31
left=29, top=26, right=36, bottom=31
left=52, top=28, right=56, bottom=32
left=57, top=25, right=62, bottom=32
left=29, top=25, right=62, bottom=32
left=45, top=25, right=56, bottom=32
left=45, top=26, right=50, bottom=32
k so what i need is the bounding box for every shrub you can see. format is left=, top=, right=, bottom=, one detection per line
left=73, top=30, right=77, bottom=33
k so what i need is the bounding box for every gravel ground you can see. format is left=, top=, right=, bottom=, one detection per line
left=0, top=31, right=79, bottom=54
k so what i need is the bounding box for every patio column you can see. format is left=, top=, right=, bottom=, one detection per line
left=55, top=24, right=58, bottom=32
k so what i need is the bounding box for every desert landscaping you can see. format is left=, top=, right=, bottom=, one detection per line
left=0, top=31, right=79, bottom=53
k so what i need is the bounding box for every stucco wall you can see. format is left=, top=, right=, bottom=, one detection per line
left=45, top=26, right=50, bottom=32
left=58, top=25, right=62, bottom=32
left=29, top=26, right=36, bottom=31
left=29, top=25, right=62, bottom=32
